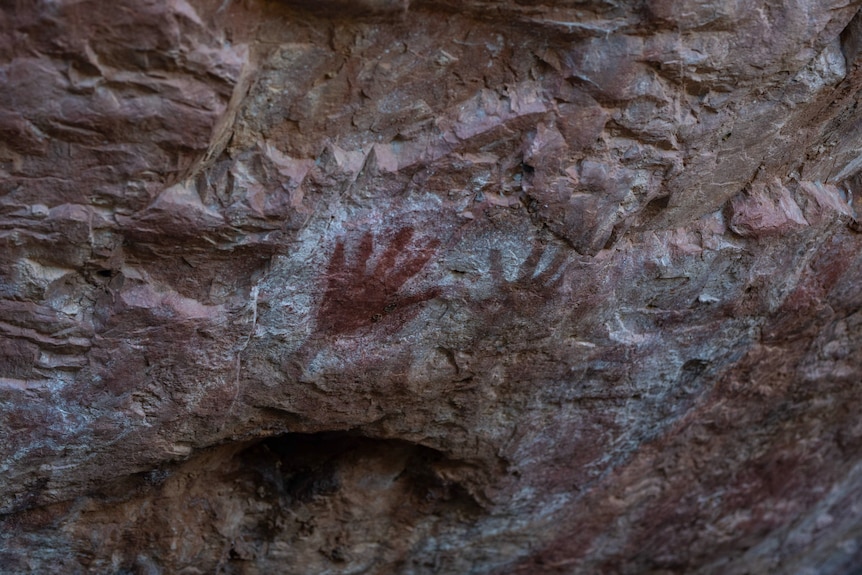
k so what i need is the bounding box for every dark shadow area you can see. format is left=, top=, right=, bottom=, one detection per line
left=1, top=431, right=482, bottom=574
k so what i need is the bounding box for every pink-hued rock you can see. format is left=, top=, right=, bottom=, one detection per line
left=4, top=1, right=862, bottom=573
left=729, top=177, right=809, bottom=237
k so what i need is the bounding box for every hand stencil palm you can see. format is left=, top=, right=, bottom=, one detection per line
left=488, top=242, right=570, bottom=317
left=316, top=228, right=441, bottom=336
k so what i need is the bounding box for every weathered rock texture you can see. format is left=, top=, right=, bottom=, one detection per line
left=4, top=1, right=862, bottom=573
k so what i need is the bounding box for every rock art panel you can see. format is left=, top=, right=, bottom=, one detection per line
left=4, top=0, right=862, bottom=573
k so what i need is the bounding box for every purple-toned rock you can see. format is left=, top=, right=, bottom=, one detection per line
left=3, top=1, right=862, bottom=573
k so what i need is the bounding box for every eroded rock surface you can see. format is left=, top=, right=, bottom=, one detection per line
left=4, top=1, right=862, bottom=573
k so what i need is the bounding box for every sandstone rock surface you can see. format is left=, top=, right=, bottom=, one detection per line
left=4, top=1, right=862, bottom=573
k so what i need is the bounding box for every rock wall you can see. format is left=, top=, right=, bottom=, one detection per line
left=3, top=1, right=862, bottom=573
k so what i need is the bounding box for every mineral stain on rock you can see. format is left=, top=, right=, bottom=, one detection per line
left=4, top=0, right=862, bottom=573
